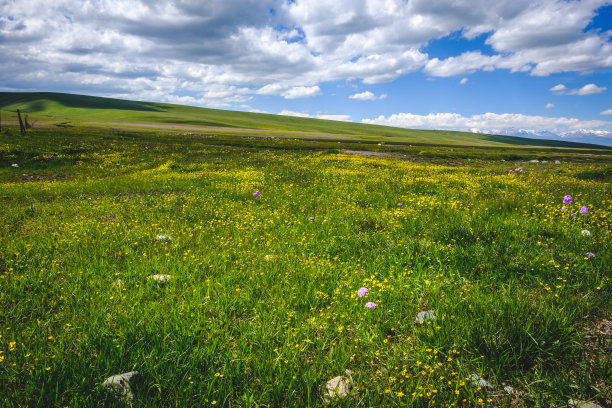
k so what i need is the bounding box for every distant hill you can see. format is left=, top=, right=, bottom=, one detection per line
left=0, top=91, right=607, bottom=149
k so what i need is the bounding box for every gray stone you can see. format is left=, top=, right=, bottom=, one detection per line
left=103, top=371, right=141, bottom=402
left=324, top=375, right=353, bottom=400
left=529, top=159, right=540, bottom=163
left=470, top=374, right=494, bottom=389
left=554, top=160, right=561, bottom=164
left=416, top=310, right=435, bottom=323
left=147, top=274, right=172, bottom=282
left=568, top=400, right=602, bottom=408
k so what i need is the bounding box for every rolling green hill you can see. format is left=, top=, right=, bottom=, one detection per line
left=0, top=91, right=606, bottom=148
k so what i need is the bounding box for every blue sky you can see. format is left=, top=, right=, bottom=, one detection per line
left=1, top=0, right=612, bottom=145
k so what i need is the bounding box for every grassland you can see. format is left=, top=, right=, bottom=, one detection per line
left=0, top=124, right=610, bottom=407
left=1, top=92, right=608, bottom=149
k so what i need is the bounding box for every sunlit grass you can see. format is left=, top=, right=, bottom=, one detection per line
left=0, top=128, right=610, bottom=407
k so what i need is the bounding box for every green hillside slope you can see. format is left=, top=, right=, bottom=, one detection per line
left=0, top=91, right=605, bottom=148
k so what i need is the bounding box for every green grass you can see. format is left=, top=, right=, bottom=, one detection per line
left=0, top=127, right=610, bottom=407
left=1, top=92, right=609, bottom=149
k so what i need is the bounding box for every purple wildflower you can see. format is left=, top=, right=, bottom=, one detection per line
left=357, top=287, right=369, bottom=297
left=253, top=190, right=262, bottom=198
left=365, top=302, right=376, bottom=309
left=517, top=167, right=523, bottom=173
left=308, top=217, right=314, bottom=221
left=580, top=206, right=588, bottom=214
left=561, top=206, right=567, bottom=210
left=586, top=252, right=595, bottom=258
left=509, top=169, right=514, bottom=174
left=571, top=213, right=577, bottom=217
left=398, top=202, right=403, bottom=207
left=563, top=195, right=572, bottom=205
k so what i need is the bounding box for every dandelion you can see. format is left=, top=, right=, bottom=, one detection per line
left=581, top=230, right=591, bottom=237
left=357, top=287, right=369, bottom=297
left=580, top=206, right=588, bottom=214
left=586, top=252, right=595, bottom=258
left=563, top=195, right=572, bottom=204
left=365, top=302, right=376, bottom=309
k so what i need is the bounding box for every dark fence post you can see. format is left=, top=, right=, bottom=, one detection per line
left=17, top=109, right=26, bottom=135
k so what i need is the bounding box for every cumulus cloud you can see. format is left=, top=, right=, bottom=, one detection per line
left=459, top=78, right=468, bottom=85
left=316, top=114, right=351, bottom=121
left=601, top=109, right=612, bottom=115
left=282, top=86, right=322, bottom=99
left=550, top=83, right=607, bottom=95
left=278, top=110, right=311, bottom=118
left=1, top=0, right=611, bottom=107
left=362, top=111, right=610, bottom=137
left=277, top=110, right=350, bottom=121
left=545, top=103, right=554, bottom=109
left=349, top=91, right=386, bottom=100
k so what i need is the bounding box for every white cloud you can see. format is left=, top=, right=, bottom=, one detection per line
left=1, top=0, right=611, bottom=107
left=601, top=109, right=612, bottom=115
left=550, top=83, right=607, bottom=95
left=363, top=111, right=610, bottom=137
left=276, top=111, right=350, bottom=121
left=545, top=103, right=554, bottom=109
left=424, top=52, right=500, bottom=77
left=550, top=84, right=568, bottom=94
left=316, top=114, right=351, bottom=121
left=459, top=78, right=468, bottom=85
left=282, top=86, right=322, bottom=99
left=568, top=83, right=606, bottom=95
left=278, top=110, right=311, bottom=118
left=349, top=90, right=386, bottom=100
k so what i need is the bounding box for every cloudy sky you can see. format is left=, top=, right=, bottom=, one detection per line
left=1, top=0, right=612, bottom=145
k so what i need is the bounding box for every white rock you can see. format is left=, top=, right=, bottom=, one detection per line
left=470, top=374, right=494, bottom=389
left=155, top=234, right=172, bottom=241
left=147, top=274, right=172, bottom=282
left=103, top=371, right=141, bottom=402
left=416, top=310, right=435, bottom=323
left=529, top=159, right=540, bottom=163
left=555, top=160, right=561, bottom=164
left=324, top=375, right=353, bottom=400
left=503, top=385, right=514, bottom=394
left=568, top=399, right=603, bottom=408
left=11, top=163, right=19, bottom=168
left=581, top=230, right=591, bottom=237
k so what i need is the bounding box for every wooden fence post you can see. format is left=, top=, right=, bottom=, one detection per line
left=17, top=109, right=26, bottom=135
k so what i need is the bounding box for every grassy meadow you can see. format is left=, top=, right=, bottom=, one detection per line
left=0, top=122, right=610, bottom=407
